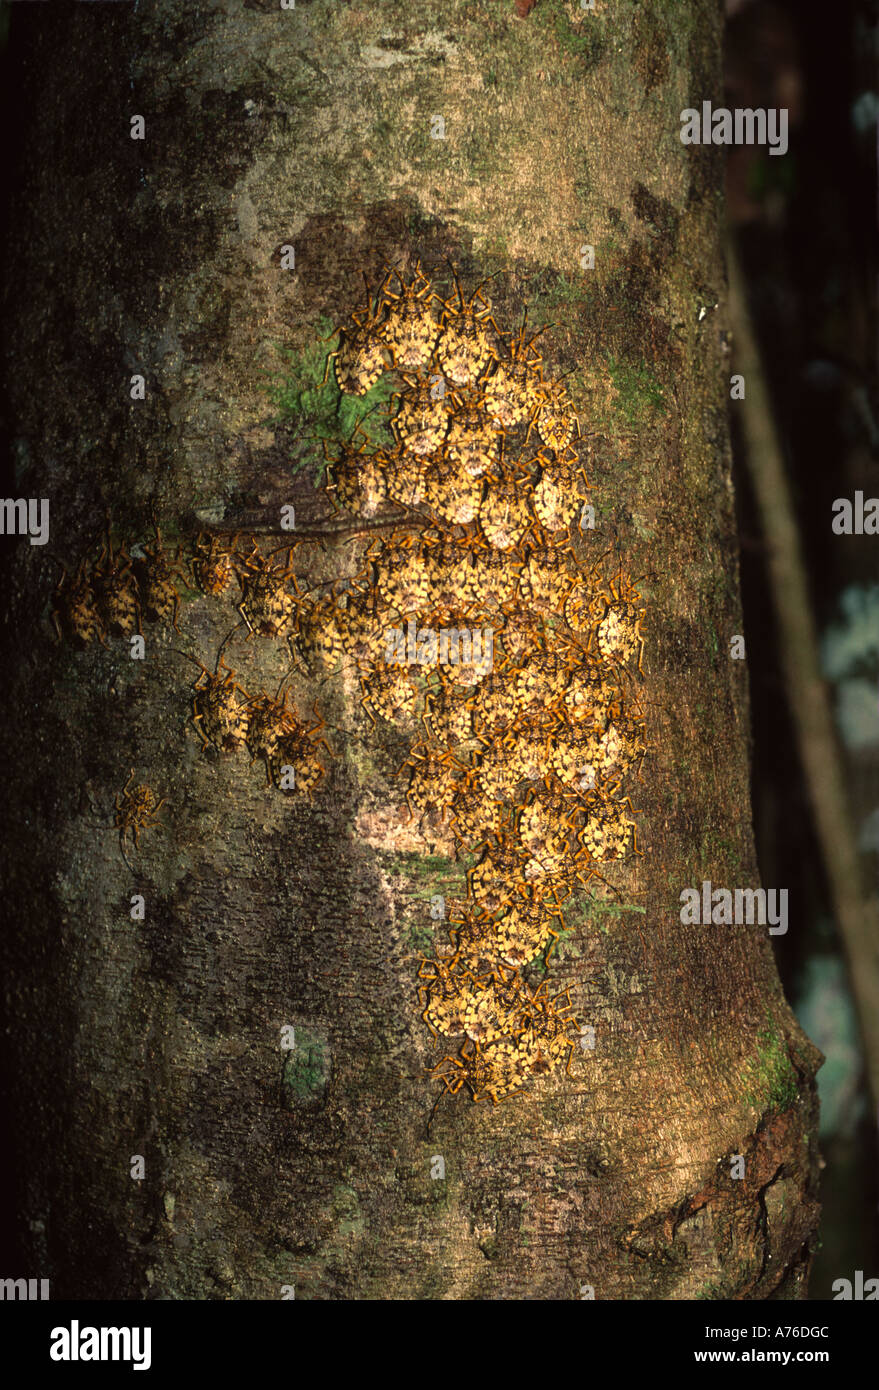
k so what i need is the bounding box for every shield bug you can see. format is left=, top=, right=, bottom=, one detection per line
left=494, top=891, right=563, bottom=969
left=578, top=788, right=641, bottom=861
left=594, top=572, right=646, bottom=674
left=244, top=687, right=306, bottom=784
left=444, top=390, right=503, bottom=478
left=326, top=443, right=391, bottom=518
left=134, top=527, right=187, bottom=631
left=391, top=372, right=450, bottom=457
left=478, top=476, right=533, bottom=551
left=360, top=663, right=419, bottom=726
left=189, top=655, right=250, bottom=753
left=383, top=446, right=431, bottom=511
left=398, top=741, right=467, bottom=826
left=235, top=539, right=300, bottom=639
left=483, top=308, right=548, bottom=428
left=51, top=559, right=106, bottom=647
left=435, top=266, right=499, bottom=388
left=114, top=768, right=165, bottom=866
left=376, top=260, right=441, bottom=371
left=92, top=530, right=141, bottom=637
left=532, top=449, right=589, bottom=533
left=516, top=535, right=575, bottom=610
left=529, top=377, right=580, bottom=454
left=322, top=276, right=392, bottom=395
left=421, top=452, right=482, bottom=527
left=190, top=532, right=238, bottom=597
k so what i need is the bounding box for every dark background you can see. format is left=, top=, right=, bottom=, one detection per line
left=725, top=0, right=878, bottom=1295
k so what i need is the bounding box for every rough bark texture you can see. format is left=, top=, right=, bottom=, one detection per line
left=1, top=0, right=822, bottom=1299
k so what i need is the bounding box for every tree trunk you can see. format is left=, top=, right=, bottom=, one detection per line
left=0, top=0, right=822, bottom=1300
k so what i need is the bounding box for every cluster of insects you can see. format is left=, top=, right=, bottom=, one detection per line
left=54, top=260, right=647, bottom=1120
left=51, top=525, right=310, bottom=648
left=318, top=260, right=649, bottom=1115
left=51, top=524, right=194, bottom=645
left=54, top=525, right=336, bottom=865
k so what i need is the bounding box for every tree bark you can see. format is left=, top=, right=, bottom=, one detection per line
left=0, top=0, right=822, bottom=1299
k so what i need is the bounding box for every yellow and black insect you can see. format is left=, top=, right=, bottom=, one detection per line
left=190, top=532, right=239, bottom=597
left=134, top=527, right=187, bottom=631
left=444, top=389, right=503, bottom=478
left=391, top=371, right=450, bottom=457
left=92, top=530, right=141, bottom=637
left=420, top=451, right=483, bottom=527
left=114, top=768, right=165, bottom=869
left=359, top=663, right=419, bottom=727
left=532, top=446, right=590, bottom=534
left=326, top=443, right=391, bottom=518
left=235, top=539, right=301, bottom=639
left=399, top=741, right=468, bottom=826
left=323, top=276, right=392, bottom=395
left=435, top=266, right=499, bottom=388
left=51, top=559, right=106, bottom=647
left=593, top=567, right=647, bottom=675
left=189, top=655, right=250, bottom=753
left=477, top=474, right=534, bottom=551
left=376, top=260, right=441, bottom=372
left=526, top=374, right=580, bottom=454
left=483, top=308, right=548, bottom=428
left=244, top=687, right=304, bottom=782
left=577, top=786, right=642, bottom=862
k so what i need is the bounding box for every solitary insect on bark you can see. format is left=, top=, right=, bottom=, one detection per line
left=244, top=688, right=304, bottom=783
left=134, top=527, right=187, bottom=631
left=114, top=768, right=165, bottom=870
left=272, top=732, right=328, bottom=798
left=51, top=560, right=106, bottom=647
left=245, top=688, right=330, bottom=789
left=376, top=260, right=441, bottom=371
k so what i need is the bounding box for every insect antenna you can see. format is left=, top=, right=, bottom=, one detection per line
left=215, top=621, right=246, bottom=671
